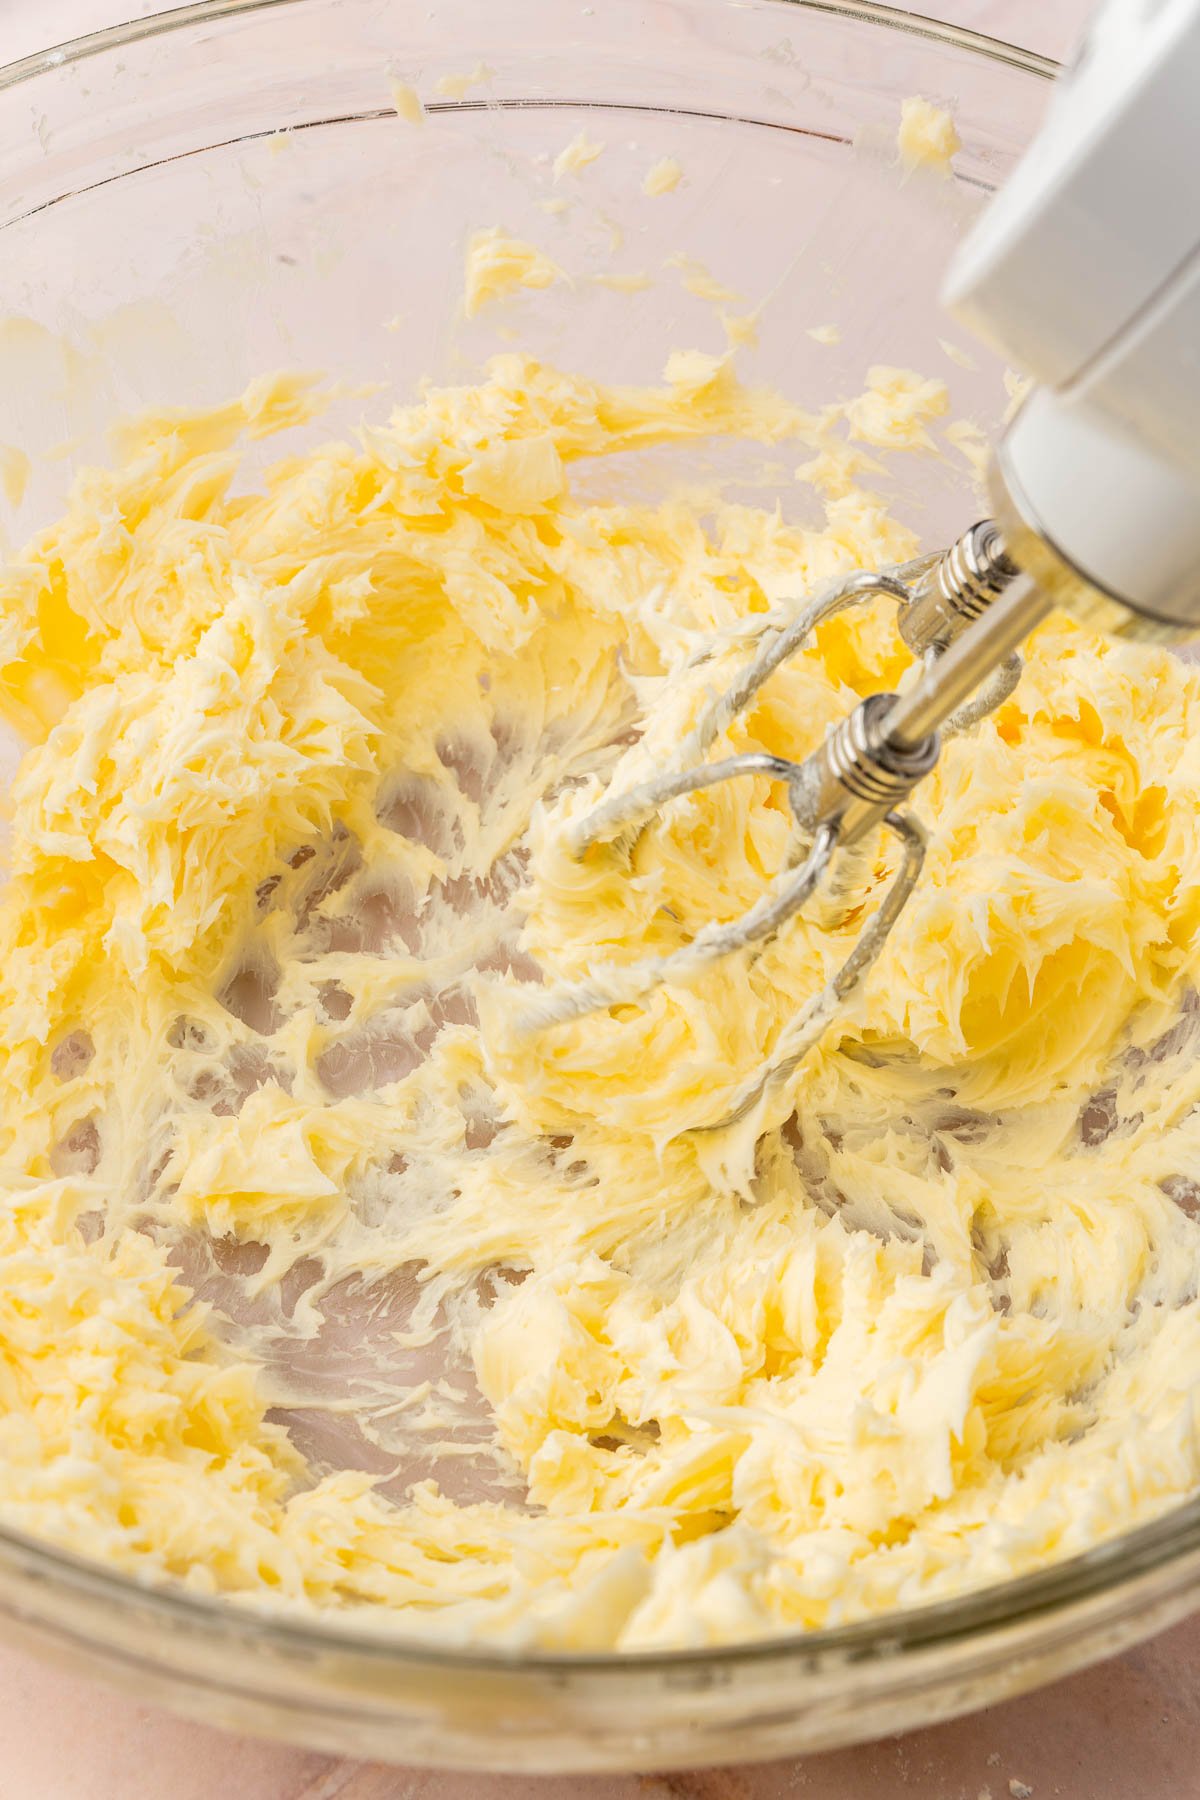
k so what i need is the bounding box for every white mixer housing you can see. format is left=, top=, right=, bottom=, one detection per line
left=943, top=0, right=1200, bottom=628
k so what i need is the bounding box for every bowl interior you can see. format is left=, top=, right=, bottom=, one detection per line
left=0, top=0, right=1143, bottom=1772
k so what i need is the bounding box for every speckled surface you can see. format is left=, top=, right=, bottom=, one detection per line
left=8, top=2, right=1192, bottom=1794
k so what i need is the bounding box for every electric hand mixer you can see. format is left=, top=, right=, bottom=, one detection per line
left=521, top=0, right=1200, bottom=1129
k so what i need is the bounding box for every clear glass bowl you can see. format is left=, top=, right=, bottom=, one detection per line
left=2, top=0, right=1200, bottom=1772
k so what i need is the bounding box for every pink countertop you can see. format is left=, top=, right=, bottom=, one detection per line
left=9, top=3, right=1192, bottom=1796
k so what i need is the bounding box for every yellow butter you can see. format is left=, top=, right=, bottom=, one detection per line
left=462, top=229, right=566, bottom=318
left=642, top=157, right=683, bottom=197
left=0, top=337, right=1198, bottom=1654
left=898, top=96, right=962, bottom=173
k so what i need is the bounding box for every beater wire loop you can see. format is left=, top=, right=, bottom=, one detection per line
left=519, top=524, right=1034, bottom=1127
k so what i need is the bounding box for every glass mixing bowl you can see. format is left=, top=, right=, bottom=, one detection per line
left=2, top=0, right=1200, bottom=1772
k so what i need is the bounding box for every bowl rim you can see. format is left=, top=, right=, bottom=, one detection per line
left=0, top=0, right=1060, bottom=91
left=4, top=0, right=1188, bottom=1691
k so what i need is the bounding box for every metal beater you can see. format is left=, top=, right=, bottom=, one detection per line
left=524, top=525, right=1049, bottom=1124
left=520, top=0, right=1200, bottom=1126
